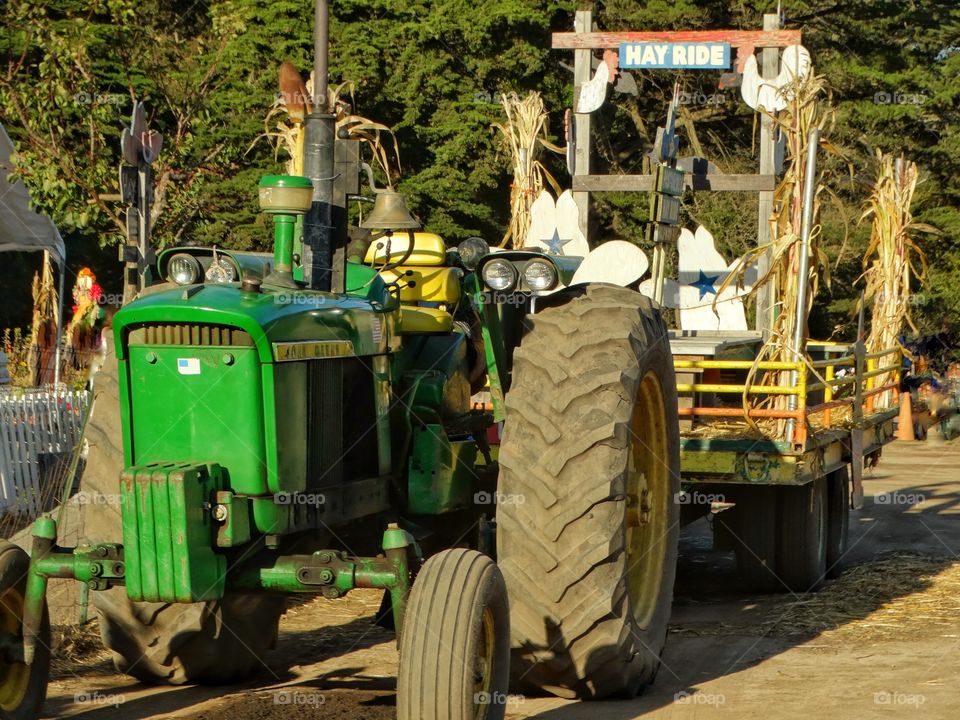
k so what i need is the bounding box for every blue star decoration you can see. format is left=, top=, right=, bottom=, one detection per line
left=691, top=269, right=720, bottom=299
left=543, top=228, right=571, bottom=255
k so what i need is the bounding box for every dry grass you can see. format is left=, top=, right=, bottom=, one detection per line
left=762, top=554, right=960, bottom=641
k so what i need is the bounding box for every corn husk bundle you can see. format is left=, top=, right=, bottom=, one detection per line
left=25, top=250, right=60, bottom=383
left=255, top=71, right=401, bottom=186
left=720, top=72, right=837, bottom=437
left=859, top=152, right=937, bottom=389
left=493, top=92, right=562, bottom=248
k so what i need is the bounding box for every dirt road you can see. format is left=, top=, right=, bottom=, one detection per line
left=45, top=438, right=960, bottom=719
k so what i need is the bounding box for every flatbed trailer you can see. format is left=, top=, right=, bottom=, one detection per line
left=670, top=331, right=901, bottom=591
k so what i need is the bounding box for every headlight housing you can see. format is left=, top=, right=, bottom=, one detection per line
left=523, top=260, right=558, bottom=291
left=482, top=259, right=518, bottom=292
left=168, top=253, right=201, bottom=285
left=205, top=256, right=236, bottom=283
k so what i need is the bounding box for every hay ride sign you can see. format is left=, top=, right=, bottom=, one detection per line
left=620, top=42, right=730, bottom=70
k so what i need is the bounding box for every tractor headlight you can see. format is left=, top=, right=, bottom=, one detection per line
left=523, top=260, right=557, bottom=291
left=482, top=259, right=518, bottom=292
left=205, top=256, right=236, bottom=284
left=168, top=253, right=201, bottom=285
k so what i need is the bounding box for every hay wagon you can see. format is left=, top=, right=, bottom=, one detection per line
left=671, top=331, right=900, bottom=591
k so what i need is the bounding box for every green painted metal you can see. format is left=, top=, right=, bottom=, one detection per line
left=407, top=428, right=478, bottom=514
left=113, top=283, right=392, bottom=363
left=120, top=463, right=226, bottom=603
left=271, top=214, right=296, bottom=275
left=214, top=491, right=252, bottom=547
left=469, top=274, right=507, bottom=420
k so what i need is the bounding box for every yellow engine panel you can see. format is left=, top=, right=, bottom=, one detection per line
left=380, top=266, right=463, bottom=304
left=364, top=232, right=446, bottom=266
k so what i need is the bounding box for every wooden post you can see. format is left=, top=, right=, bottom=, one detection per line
left=572, top=9, right=592, bottom=245
left=755, top=13, right=780, bottom=338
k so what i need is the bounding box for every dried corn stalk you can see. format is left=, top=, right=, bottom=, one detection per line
left=493, top=92, right=562, bottom=248
left=860, top=151, right=937, bottom=386
left=255, top=76, right=401, bottom=185
left=725, top=71, right=836, bottom=436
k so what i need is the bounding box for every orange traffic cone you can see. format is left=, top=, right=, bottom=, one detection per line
left=896, top=391, right=915, bottom=441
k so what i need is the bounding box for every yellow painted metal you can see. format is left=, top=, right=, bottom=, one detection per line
left=378, top=266, right=463, bottom=304
left=364, top=231, right=446, bottom=266
left=626, top=371, right=669, bottom=628
left=674, top=382, right=799, bottom=395
left=397, top=306, right=454, bottom=333
left=673, top=359, right=800, bottom=371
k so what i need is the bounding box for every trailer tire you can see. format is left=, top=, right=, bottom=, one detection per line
left=81, top=331, right=284, bottom=685
left=497, top=285, right=680, bottom=699
left=776, top=477, right=828, bottom=592
left=397, top=548, right=510, bottom=720
left=721, top=487, right=781, bottom=593
left=825, top=466, right=850, bottom=579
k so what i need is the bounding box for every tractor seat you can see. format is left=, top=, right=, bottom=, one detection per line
left=364, top=232, right=446, bottom=266
left=397, top=306, right=454, bottom=333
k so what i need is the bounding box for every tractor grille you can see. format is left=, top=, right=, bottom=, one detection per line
left=306, top=360, right=344, bottom=487
left=128, top=323, right=254, bottom=347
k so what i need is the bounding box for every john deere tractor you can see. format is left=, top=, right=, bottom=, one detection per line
left=0, top=19, right=679, bottom=720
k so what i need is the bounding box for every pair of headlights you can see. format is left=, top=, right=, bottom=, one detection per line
left=481, top=259, right=557, bottom=292
left=167, top=253, right=237, bottom=285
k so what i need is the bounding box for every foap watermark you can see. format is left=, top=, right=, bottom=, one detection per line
left=678, top=91, right=728, bottom=106
left=274, top=491, right=326, bottom=507
left=480, top=291, right=528, bottom=307
left=874, top=292, right=928, bottom=308
left=874, top=492, right=925, bottom=506
left=475, top=690, right=523, bottom=707
left=74, top=691, right=125, bottom=708
left=473, top=90, right=509, bottom=105
left=874, top=691, right=926, bottom=707
left=674, top=690, right=726, bottom=706
left=275, top=291, right=326, bottom=306
left=75, top=491, right=124, bottom=507
left=674, top=490, right=725, bottom=506
left=474, top=491, right=525, bottom=506
left=873, top=91, right=926, bottom=106
left=73, top=92, right=126, bottom=106
left=273, top=690, right=326, bottom=706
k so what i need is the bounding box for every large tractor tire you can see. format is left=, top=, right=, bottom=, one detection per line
left=81, top=331, right=283, bottom=685
left=397, top=549, right=510, bottom=720
left=0, top=543, right=50, bottom=720
left=497, top=285, right=680, bottom=699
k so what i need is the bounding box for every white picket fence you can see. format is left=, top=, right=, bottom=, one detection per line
left=0, top=386, right=89, bottom=517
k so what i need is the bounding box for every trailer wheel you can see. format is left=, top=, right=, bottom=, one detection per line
left=825, top=466, right=850, bottom=579
left=776, top=477, right=828, bottom=592
left=397, top=548, right=510, bottom=720
left=81, top=332, right=283, bottom=684
left=497, top=285, right=680, bottom=699
left=720, top=487, right=781, bottom=593
left=0, top=542, right=50, bottom=720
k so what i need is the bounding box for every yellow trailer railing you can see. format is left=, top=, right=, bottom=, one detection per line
left=674, top=345, right=901, bottom=445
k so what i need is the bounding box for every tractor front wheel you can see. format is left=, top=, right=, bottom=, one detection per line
left=397, top=548, right=510, bottom=720
left=0, top=543, right=49, bottom=720
left=497, top=285, right=680, bottom=699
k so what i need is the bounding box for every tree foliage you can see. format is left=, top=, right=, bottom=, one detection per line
left=1, top=0, right=958, bottom=339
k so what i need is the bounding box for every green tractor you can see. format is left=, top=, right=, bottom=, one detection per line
left=1, top=183, right=679, bottom=720
left=0, top=22, right=679, bottom=720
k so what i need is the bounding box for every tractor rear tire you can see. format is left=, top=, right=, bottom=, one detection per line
left=825, top=466, right=850, bottom=579
left=397, top=549, right=510, bottom=720
left=0, top=543, right=50, bottom=720
left=776, top=476, right=828, bottom=592
left=497, top=285, right=680, bottom=699
left=81, top=331, right=284, bottom=685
